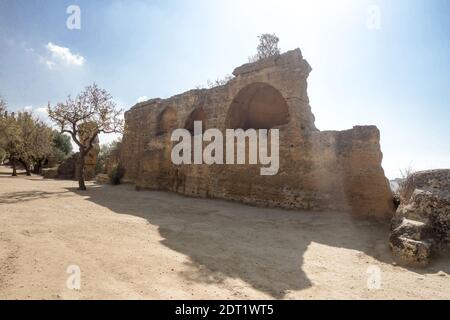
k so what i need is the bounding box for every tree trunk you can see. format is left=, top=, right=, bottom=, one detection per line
left=19, top=159, right=31, bottom=176
left=78, top=151, right=86, bottom=191
left=11, top=158, right=17, bottom=176
left=25, top=165, right=31, bottom=176
left=33, top=160, right=40, bottom=174
left=33, top=159, right=43, bottom=175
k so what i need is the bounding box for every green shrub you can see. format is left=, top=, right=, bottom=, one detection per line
left=109, top=163, right=125, bottom=185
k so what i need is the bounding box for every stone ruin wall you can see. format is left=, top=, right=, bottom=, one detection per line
left=119, top=49, right=394, bottom=218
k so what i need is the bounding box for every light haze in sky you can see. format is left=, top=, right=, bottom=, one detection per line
left=1, top=0, right=449, bottom=178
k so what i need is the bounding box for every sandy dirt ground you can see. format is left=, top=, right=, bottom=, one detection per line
left=0, top=166, right=448, bottom=300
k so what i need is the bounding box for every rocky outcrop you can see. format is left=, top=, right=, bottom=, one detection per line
left=95, top=173, right=110, bottom=184
left=54, top=151, right=99, bottom=181
left=42, top=167, right=58, bottom=179
left=390, top=170, right=450, bottom=266
left=57, top=153, right=78, bottom=179
left=119, top=48, right=394, bottom=218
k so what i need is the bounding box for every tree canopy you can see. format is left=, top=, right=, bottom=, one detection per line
left=0, top=109, right=54, bottom=175
left=249, top=33, right=281, bottom=62
left=48, top=83, right=123, bottom=190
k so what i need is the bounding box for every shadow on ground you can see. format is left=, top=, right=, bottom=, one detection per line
left=64, top=183, right=448, bottom=298
left=0, top=190, right=72, bottom=204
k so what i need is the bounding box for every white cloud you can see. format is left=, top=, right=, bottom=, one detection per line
left=136, top=96, right=148, bottom=103
left=35, top=107, right=50, bottom=123
left=45, top=42, right=85, bottom=68
left=45, top=60, right=56, bottom=70
left=22, top=105, right=33, bottom=113
left=19, top=105, right=50, bottom=123
left=35, top=107, right=48, bottom=115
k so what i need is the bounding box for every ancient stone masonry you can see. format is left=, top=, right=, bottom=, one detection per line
left=119, top=49, right=394, bottom=218
left=49, top=135, right=99, bottom=181
left=390, top=170, right=450, bottom=266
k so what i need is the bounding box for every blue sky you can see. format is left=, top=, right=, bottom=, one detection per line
left=0, top=0, right=449, bottom=178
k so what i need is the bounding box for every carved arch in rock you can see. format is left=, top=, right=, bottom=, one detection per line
left=227, top=83, right=290, bottom=130
left=184, top=108, right=207, bottom=135
left=157, top=106, right=178, bottom=135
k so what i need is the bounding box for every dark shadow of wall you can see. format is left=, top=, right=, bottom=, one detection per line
left=62, top=184, right=439, bottom=298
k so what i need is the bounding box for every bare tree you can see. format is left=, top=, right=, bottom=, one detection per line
left=249, top=33, right=281, bottom=62
left=207, top=74, right=234, bottom=88
left=397, top=166, right=415, bottom=197
left=48, top=83, right=123, bottom=190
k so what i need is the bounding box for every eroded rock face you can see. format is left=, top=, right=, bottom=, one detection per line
left=390, top=218, right=432, bottom=267
left=57, top=153, right=78, bottom=179
left=55, top=149, right=99, bottom=181
left=119, top=49, right=394, bottom=218
left=390, top=170, right=450, bottom=266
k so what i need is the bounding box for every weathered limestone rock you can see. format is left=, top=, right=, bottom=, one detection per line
left=390, top=218, right=432, bottom=266
left=57, top=153, right=78, bottom=179
left=41, top=167, right=58, bottom=179
left=80, top=132, right=100, bottom=180
left=54, top=150, right=99, bottom=181
left=119, top=48, right=394, bottom=218
left=104, top=142, right=122, bottom=174
left=390, top=170, right=450, bottom=266
left=95, top=173, right=109, bottom=184
left=52, top=126, right=101, bottom=181
left=390, top=236, right=432, bottom=267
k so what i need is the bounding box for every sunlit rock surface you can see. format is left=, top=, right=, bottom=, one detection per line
left=119, top=49, right=394, bottom=218
left=391, top=170, right=450, bottom=266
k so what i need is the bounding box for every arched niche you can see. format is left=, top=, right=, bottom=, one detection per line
left=157, top=107, right=178, bottom=135
left=227, top=83, right=290, bottom=130
left=184, top=108, right=207, bottom=135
